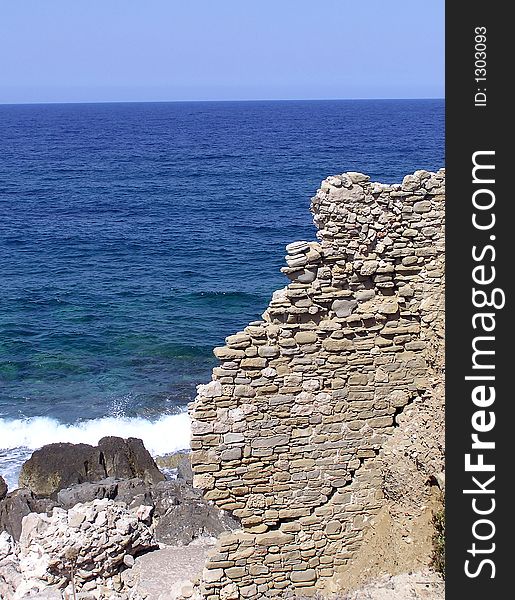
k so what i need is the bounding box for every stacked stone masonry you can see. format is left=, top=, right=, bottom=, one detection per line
left=189, top=169, right=445, bottom=599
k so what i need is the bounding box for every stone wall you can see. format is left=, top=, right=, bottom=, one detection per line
left=189, top=169, right=445, bottom=599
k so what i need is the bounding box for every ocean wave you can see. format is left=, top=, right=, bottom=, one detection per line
left=0, top=412, right=191, bottom=456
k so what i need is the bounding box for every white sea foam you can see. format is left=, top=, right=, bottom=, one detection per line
left=0, top=412, right=191, bottom=455
left=0, top=412, right=191, bottom=490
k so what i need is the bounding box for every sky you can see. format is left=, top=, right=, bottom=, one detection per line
left=0, top=0, right=444, bottom=104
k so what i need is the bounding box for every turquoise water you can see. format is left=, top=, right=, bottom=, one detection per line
left=0, top=99, right=444, bottom=485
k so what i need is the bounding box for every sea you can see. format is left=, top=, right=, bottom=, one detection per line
left=0, top=99, right=444, bottom=489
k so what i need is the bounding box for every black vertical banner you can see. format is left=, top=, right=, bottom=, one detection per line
left=446, top=3, right=510, bottom=599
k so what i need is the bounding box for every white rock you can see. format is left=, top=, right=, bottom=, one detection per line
left=123, top=553, right=135, bottom=567
left=271, top=287, right=288, bottom=303
left=347, top=171, right=370, bottom=183
left=135, top=505, right=153, bottom=522
left=6, top=499, right=156, bottom=599
left=261, top=367, right=277, bottom=378
left=68, top=507, right=86, bottom=528
left=302, top=379, right=321, bottom=392
left=196, top=380, right=223, bottom=398
left=285, top=240, right=310, bottom=255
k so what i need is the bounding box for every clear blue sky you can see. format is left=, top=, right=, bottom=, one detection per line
left=0, top=0, right=444, bottom=104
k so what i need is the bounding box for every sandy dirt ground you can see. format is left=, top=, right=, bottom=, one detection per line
left=341, top=570, right=444, bottom=600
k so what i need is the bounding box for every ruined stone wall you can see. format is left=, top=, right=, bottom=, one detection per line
left=189, top=169, right=445, bottom=599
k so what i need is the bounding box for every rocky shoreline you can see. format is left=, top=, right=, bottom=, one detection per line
left=0, top=436, right=444, bottom=600
left=1, top=169, right=446, bottom=600
left=0, top=437, right=238, bottom=599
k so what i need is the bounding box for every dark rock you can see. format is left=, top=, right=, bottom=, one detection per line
left=155, top=450, right=189, bottom=469
left=7, top=440, right=236, bottom=547
left=18, top=437, right=164, bottom=498
left=0, top=489, right=56, bottom=540
left=56, top=478, right=119, bottom=509
left=0, top=490, right=31, bottom=540
left=114, top=477, right=154, bottom=508
left=155, top=451, right=192, bottom=482
left=57, top=477, right=154, bottom=510
left=151, top=480, right=239, bottom=545
left=98, top=437, right=165, bottom=485
left=0, top=476, right=7, bottom=500
left=2, top=476, right=238, bottom=546
left=18, top=443, right=104, bottom=498
left=176, top=455, right=193, bottom=484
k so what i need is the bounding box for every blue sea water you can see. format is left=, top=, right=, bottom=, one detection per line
left=0, top=99, right=444, bottom=486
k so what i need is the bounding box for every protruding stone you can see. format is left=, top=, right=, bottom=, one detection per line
left=221, top=448, right=242, bottom=461
left=203, top=568, right=225, bottom=583
left=297, top=269, right=317, bottom=283
left=234, top=385, right=256, bottom=398
left=241, top=358, right=267, bottom=368
left=346, top=172, right=370, bottom=184
left=226, top=333, right=251, bottom=346
left=214, top=347, right=246, bottom=360
left=413, top=200, right=432, bottom=213
left=356, top=289, right=375, bottom=301
left=286, top=241, right=310, bottom=255
left=359, top=260, right=379, bottom=275
left=377, top=300, right=399, bottom=314
left=326, top=521, right=342, bottom=535
left=224, top=433, right=245, bottom=444
left=67, top=507, right=86, bottom=528
left=402, top=228, right=418, bottom=237
left=197, top=380, right=223, bottom=398
left=323, top=338, right=354, bottom=352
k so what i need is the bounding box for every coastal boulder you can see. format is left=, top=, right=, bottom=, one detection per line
left=155, top=450, right=193, bottom=483
left=56, top=478, right=119, bottom=509
left=177, top=453, right=193, bottom=484
left=112, top=477, right=154, bottom=507
left=18, top=443, right=104, bottom=498
left=0, top=489, right=56, bottom=540
left=18, top=437, right=165, bottom=498
left=152, top=480, right=239, bottom=545
left=97, top=436, right=165, bottom=485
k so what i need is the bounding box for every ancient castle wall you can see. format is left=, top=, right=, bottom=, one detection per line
left=189, top=169, right=445, bottom=599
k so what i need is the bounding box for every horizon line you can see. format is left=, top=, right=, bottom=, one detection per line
left=0, top=96, right=445, bottom=107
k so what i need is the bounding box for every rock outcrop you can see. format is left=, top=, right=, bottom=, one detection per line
left=190, top=170, right=445, bottom=598
left=18, top=436, right=165, bottom=498
left=1, top=169, right=445, bottom=600
left=1, top=447, right=237, bottom=546
left=98, top=437, right=166, bottom=485
left=0, top=444, right=238, bottom=599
